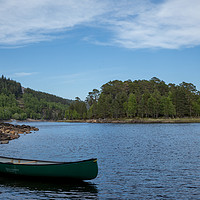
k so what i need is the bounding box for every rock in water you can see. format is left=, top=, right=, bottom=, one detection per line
left=0, top=123, right=39, bottom=144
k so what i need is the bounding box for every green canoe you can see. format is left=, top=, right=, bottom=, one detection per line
left=0, top=156, right=98, bottom=180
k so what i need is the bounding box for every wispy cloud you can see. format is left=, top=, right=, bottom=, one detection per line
left=47, top=67, right=120, bottom=84
left=0, top=0, right=106, bottom=46
left=0, top=0, right=200, bottom=49
left=110, top=0, right=200, bottom=49
left=12, top=72, right=36, bottom=77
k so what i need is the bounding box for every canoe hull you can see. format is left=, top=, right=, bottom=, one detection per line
left=0, top=157, right=98, bottom=180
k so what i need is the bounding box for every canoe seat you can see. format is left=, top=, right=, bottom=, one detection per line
left=19, top=161, right=37, bottom=165
left=6, top=159, right=37, bottom=165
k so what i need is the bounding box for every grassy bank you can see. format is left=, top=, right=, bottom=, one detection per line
left=59, top=118, right=200, bottom=124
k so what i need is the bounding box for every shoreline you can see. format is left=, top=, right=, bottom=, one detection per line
left=1, top=118, right=200, bottom=144
left=0, top=122, right=39, bottom=144
left=58, top=117, right=200, bottom=124
left=4, top=117, right=200, bottom=124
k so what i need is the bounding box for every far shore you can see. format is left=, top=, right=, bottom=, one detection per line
left=4, top=117, right=200, bottom=124
left=58, top=117, right=200, bottom=124
left=1, top=118, right=200, bottom=144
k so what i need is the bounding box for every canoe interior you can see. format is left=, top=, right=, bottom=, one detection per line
left=0, top=156, right=97, bottom=166
left=0, top=156, right=63, bottom=165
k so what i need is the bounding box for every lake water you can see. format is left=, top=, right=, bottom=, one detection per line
left=1, top=122, right=200, bottom=199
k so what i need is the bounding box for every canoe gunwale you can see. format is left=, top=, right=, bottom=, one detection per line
left=0, top=156, right=97, bottom=166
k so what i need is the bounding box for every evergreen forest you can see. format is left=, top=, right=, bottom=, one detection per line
left=0, top=75, right=71, bottom=120
left=86, top=77, right=200, bottom=119
left=1, top=75, right=200, bottom=121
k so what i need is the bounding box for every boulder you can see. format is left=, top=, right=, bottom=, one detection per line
left=10, top=130, right=16, bottom=135
left=5, top=130, right=10, bottom=134
left=1, top=140, right=9, bottom=144
left=10, top=134, right=20, bottom=140
left=26, top=131, right=31, bottom=134
left=0, top=123, right=39, bottom=144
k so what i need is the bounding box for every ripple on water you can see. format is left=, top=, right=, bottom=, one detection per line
left=1, top=122, right=200, bottom=199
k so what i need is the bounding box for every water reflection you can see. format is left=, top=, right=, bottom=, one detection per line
left=0, top=176, right=98, bottom=199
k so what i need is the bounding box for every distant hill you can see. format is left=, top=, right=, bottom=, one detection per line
left=0, top=75, right=22, bottom=98
left=0, top=75, right=72, bottom=104
left=0, top=75, right=73, bottom=120
left=24, top=88, right=72, bottom=105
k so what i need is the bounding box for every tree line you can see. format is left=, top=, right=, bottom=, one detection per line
left=85, top=77, right=200, bottom=119
left=1, top=75, right=200, bottom=121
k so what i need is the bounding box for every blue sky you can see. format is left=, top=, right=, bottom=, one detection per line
left=0, top=0, right=200, bottom=100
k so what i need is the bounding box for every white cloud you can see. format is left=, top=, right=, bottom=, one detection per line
left=110, top=0, right=200, bottom=49
left=13, top=72, right=35, bottom=77
left=0, top=0, right=200, bottom=49
left=0, top=0, right=106, bottom=45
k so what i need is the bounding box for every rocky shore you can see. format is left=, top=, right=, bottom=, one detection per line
left=0, top=123, right=39, bottom=144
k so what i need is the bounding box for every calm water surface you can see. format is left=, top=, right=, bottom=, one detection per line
left=1, top=122, right=200, bottom=199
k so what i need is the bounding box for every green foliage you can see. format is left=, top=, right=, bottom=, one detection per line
left=192, top=98, right=200, bottom=117
left=23, top=93, right=69, bottom=120
left=0, top=75, right=70, bottom=121
left=12, top=113, right=27, bottom=120
left=0, top=107, right=12, bottom=120
left=25, top=88, right=72, bottom=105
left=86, top=89, right=100, bottom=107
left=137, top=92, right=150, bottom=118
left=1, top=75, right=200, bottom=121
left=67, top=97, right=87, bottom=120
left=86, top=78, right=200, bottom=119
left=0, top=75, right=22, bottom=98
left=160, top=92, right=176, bottom=117
left=126, top=93, right=137, bottom=118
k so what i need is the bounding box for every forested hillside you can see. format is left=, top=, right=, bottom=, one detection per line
left=1, top=75, right=200, bottom=121
left=0, top=75, right=22, bottom=97
left=0, top=75, right=72, bottom=120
